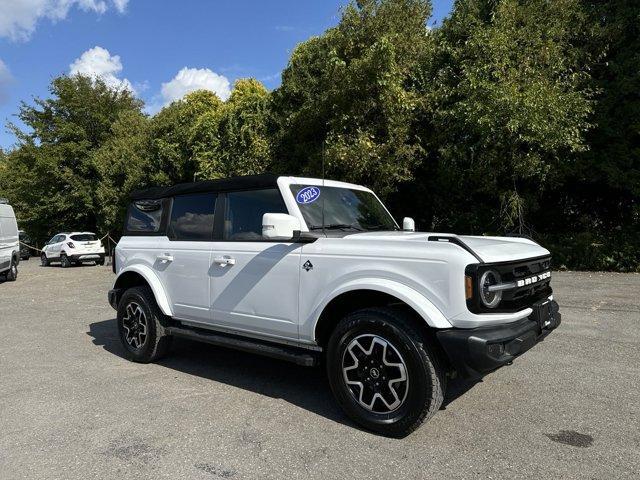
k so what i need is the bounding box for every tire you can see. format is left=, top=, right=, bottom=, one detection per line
left=326, top=307, right=445, bottom=438
left=6, top=259, right=18, bottom=281
left=60, top=254, right=71, bottom=268
left=96, top=258, right=105, bottom=266
left=117, top=286, right=172, bottom=363
left=40, top=253, right=49, bottom=267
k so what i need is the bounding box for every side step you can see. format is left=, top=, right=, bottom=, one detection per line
left=166, top=326, right=320, bottom=367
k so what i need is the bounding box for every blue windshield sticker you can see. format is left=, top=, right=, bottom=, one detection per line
left=296, top=186, right=321, bottom=204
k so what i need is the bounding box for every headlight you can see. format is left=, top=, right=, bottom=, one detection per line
left=479, top=270, right=502, bottom=308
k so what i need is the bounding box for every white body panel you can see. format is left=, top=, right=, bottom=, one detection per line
left=0, top=204, right=19, bottom=273
left=113, top=176, right=553, bottom=346
left=208, top=241, right=301, bottom=339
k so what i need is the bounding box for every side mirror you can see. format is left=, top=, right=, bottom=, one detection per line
left=402, top=217, right=415, bottom=232
left=262, top=213, right=301, bottom=241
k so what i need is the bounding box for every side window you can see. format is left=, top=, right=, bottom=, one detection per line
left=169, top=193, right=217, bottom=241
left=224, top=189, right=287, bottom=241
left=125, top=200, right=164, bottom=233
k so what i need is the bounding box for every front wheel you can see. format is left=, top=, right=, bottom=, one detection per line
left=326, top=307, right=445, bottom=437
left=117, top=286, right=172, bottom=363
left=5, top=259, right=17, bottom=281
left=40, top=253, right=49, bottom=267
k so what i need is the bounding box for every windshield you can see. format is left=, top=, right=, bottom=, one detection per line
left=290, top=185, right=398, bottom=232
left=70, top=234, right=97, bottom=242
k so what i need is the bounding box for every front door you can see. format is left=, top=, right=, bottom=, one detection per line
left=209, top=189, right=301, bottom=340
left=155, top=192, right=218, bottom=323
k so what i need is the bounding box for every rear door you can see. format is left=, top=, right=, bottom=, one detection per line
left=208, top=188, right=302, bottom=340
left=154, top=193, right=218, bottom=323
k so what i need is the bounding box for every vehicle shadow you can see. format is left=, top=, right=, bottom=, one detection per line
left=87, top=318, right=479, bottom=430
left=88, top=318, right=353, bottom=428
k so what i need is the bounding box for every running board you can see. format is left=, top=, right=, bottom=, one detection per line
left=166, top=326, right=319, bottom=367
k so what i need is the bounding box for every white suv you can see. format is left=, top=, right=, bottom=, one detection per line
left=0, top=198, right=19, bottom=281
left=41, top=232, right=105, bottom=267
left=108, top=174, right=561, bottom=436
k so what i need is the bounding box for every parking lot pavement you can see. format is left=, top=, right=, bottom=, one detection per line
left=1, top=260, right=639, bottom=479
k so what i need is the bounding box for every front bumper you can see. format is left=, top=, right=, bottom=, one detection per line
left=437, top=300, right=561, bottom=378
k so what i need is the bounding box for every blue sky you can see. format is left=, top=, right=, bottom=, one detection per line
left=0, top=0, right=454, bottom=150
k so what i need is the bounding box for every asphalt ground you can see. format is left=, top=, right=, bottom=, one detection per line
left=1, top=260, right=639, bottom=479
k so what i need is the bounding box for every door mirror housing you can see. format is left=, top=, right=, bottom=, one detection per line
left=402, top=217, right=415, bottom=232
left=262, top=213, right=301, bottom=241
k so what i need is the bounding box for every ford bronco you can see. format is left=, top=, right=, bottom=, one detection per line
left=108, top=174, right=560, bottom=437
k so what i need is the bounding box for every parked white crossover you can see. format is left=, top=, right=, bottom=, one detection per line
left=42, top=232, right=105, bottom=267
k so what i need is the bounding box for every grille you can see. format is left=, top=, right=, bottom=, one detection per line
left=467, top=256, right=553, bottom=313
left=494, top=256, right=552, bottom=311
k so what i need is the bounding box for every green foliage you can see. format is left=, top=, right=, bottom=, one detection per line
left=273, top=0, right=433, bottom=195
left=149, top=90, right=223, bottom=185
left=93, top=110, right=152, bottom=233
left=0, top=0, right=637, bottom=270
left=0, top=75, right=142, bottom=240
left=193, top=78, right=272, bottom=179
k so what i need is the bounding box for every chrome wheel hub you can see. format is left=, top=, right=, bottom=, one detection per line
left=122, top=302, right=148, bottom=349
left=342, top=334, right=409, bottom=413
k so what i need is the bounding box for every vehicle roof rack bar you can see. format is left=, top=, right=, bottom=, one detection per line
left=427, top=235, right=483, bottom=263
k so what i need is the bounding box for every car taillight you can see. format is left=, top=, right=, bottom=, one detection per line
left=67, top=242, right=75, bottom=248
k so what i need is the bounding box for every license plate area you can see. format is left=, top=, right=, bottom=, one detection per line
left=532, top=300, right=552, bottom=330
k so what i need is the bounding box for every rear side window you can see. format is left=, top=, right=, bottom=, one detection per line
left=70, top=234, right=97, bottom=241
left=126, top=200, right=164, bottom=233
left=169, top=193, right=217, bottom=241
left=224, top=189, right=287, bottom=240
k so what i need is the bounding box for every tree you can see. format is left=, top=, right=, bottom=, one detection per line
left=409, top=0, right=597, bottom=233
left=272, top=0, right=433, bottom=195
left=93, top=110, right=152, bottom=234
left=193, top=78, right=272, bottom=179
left=149, top=90, right=223, bottom=184
left=0, top=75, right=143, bottom=241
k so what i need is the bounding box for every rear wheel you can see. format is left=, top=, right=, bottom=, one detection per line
left=40, top=253, right=49, bottom=267
left=326, top=307, right=445, bottom=437
left=96, top=258, right=105, bottom=266
left=117, top=286, right=172, bottom=363
left=60, top=254, right=71, bottom=268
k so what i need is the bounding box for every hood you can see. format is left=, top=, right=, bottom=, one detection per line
left=344, top=231, right=550, bottom=264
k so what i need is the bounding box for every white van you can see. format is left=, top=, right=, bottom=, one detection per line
left=0, top=199, right=19, bottom=281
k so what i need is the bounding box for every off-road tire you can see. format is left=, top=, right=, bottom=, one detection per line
left=40, top=253, right=49, bottom=267
left=60, top=254, right=71, bottom=268
left=117, top=286, right=172, bottom=363
left=326, top=307, right=445, bottom=438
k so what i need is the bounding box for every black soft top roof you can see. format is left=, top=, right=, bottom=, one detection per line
left=130, top=174, right=281, bottom=200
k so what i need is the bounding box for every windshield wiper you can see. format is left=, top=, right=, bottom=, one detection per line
left=309, top=223, right=365, bottom=231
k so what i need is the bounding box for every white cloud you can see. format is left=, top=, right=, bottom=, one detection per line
left=69, top=46, right=134, bottom=92
left=0, top=0, right=129, bottom=41
left=112, top=0, right=128, bottom=13
left=0, top=58, right=12, bottom=104
left=160, top=67, right=231, bottom=105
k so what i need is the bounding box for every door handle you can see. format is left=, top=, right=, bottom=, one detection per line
left=213, top=256, right=236, bottom=267
left=157, top=253, right=174, bottom=263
